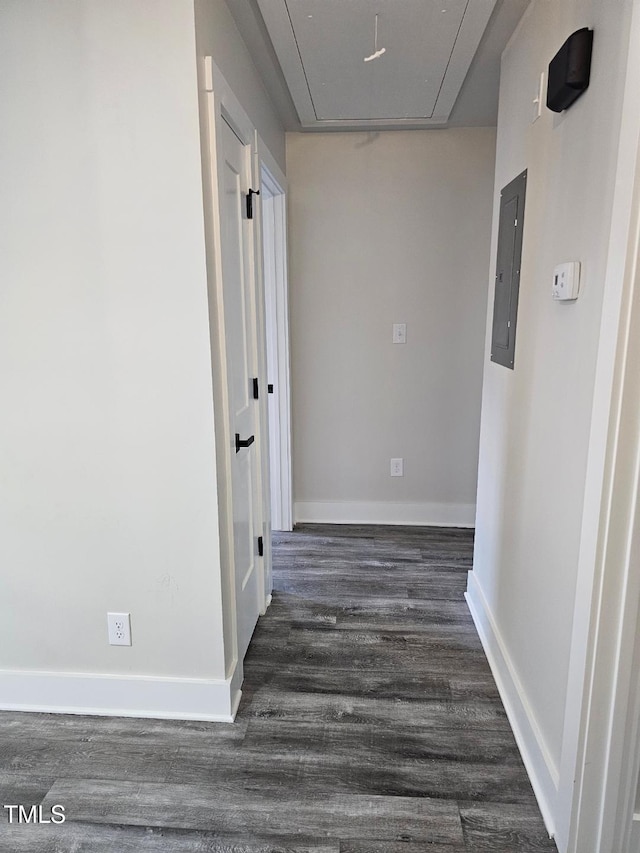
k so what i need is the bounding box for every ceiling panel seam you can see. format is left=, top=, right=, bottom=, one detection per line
left=284, top=0, right=318, bottom=121
left=432, top=0, right=471, bottom=115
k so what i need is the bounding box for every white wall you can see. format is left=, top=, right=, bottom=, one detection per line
left=468, top=0, right=634, bottom=838
left=194, top=0, right=286, bottom=171
left=287, top=129, right=496, bottom=527
left=0, top=0, right=234, bottom=717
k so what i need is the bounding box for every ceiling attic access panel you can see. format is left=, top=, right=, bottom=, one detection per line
left=286, top=0, right=467, bottom=121
left=257, top=0, right=498, bottom=129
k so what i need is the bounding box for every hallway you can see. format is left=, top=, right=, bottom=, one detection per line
left=1, top=525, right=555, bottom=851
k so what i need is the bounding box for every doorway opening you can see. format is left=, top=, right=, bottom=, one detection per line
left=260, top=159, right=293, bottom=533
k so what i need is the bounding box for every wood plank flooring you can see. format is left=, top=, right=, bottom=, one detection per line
left=0, top=524, right=557, bottom=852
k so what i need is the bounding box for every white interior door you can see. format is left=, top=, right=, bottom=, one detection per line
left=219, top=117, right=261, bottom=660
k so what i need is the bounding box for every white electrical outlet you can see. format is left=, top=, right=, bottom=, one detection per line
left=392, top=323, right=407, bottom=344
left=107, top=612, right=131, bottom=646
left=390, top=458, right=404, bottom=477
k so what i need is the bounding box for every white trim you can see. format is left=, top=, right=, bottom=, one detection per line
left=247, top=133, right=274, bottom=608
left=259, top=154, right=293, bottom=533
left=204, top=58, right=254, bottom=145
left=616, top=576, right=640, bottom=853
left=593, top=250, right=640, bottom=853
left=555, top=3, right=640, bottom=850
left=0, top=667, right=242, bottom=722
left=261, top=190, right=280, bottom=535
left=294, top=500, right=475, bottom=527
left=465, top=571, right=558, bottom=839
left=257, top=136, right=287, bottom=192
left=295, top=117, right=450, bottom=131
left=229, top=672, right=243, bottom=721
left=272, top=187, right=293, bottom=530
left=251, top=135, right=275, bottom=602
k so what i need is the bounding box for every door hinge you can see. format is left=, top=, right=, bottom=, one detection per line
left=257, top=535, right=264, bottom=557
left=252, top=377, right=259, bottom=399
left=246, top=188, right=260, bottom=219
left=268, top=383, right=274, bottom=394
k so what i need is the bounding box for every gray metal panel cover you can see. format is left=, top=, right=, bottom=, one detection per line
left=491, top=170, right=527, bottom=369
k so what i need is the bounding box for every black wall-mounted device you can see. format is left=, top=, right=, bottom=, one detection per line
left=547, top=28, right=593, bottom=113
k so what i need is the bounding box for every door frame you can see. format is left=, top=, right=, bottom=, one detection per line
left=577, top=165, right=640, bottom=853
left=559, top=2, right=640, bottom=848
left=256, top=143, right=293, bottom=533
left=201, top=57, right=271, bottom=665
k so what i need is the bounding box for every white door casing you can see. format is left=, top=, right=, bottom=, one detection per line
left=259, top=151, right=293, bottom=533
left=263, top=188, right=282, bottom=531
left=560, top=3, right=640, bottom=850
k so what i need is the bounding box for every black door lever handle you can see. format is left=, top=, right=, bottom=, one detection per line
left=235, top=433, right=255, bottom=453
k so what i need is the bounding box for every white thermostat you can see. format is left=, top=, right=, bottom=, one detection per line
left=552, top=262, right=581, bottom=301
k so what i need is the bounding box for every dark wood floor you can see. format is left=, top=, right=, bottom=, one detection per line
left=0, top=524, right=556, bottom=852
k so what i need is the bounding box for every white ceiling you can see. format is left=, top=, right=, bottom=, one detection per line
left=227, top=0, right=531, bottom=131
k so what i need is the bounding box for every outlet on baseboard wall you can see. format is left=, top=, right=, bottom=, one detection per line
left=107, top=612, right=132, bottom=646
left=390, top=458, right=404, bottom=477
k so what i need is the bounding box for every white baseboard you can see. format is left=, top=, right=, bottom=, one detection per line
left=294, top=500, right=476, bottom=527
left=0, top=665, right=242, bottom=722
left=465, top=570, right=559, bottom=840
